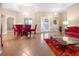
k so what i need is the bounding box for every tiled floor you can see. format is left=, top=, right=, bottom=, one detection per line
left=0, top=32, right=55, bottom=56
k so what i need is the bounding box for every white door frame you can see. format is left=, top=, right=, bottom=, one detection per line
left=7, top=16, right=16, bottom=32
left=41, top=17, right=50, bottom=33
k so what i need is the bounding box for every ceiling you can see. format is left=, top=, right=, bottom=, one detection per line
left=1, top=3, right=74, bottom=12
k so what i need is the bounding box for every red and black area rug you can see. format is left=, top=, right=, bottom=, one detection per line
left=44, top=38, right=79, bottom=56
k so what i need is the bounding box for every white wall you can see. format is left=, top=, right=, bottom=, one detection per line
left=0, top=6, right=62, bottom=34
left=66, top=4, right=79, bottom=26
left=0, top=7, right=17, bottom=34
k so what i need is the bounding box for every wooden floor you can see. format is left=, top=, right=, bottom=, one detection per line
left=0, top=32, right=55, bottom=56
left=1, top=32, right=79, bottom=56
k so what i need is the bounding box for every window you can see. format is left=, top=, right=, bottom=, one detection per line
left=24, top=18, right=32, bottom=25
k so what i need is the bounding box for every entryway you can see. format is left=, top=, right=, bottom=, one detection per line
left=41, top=17, right=50, bottom=33
left=7, top=17, right=15, bottom=32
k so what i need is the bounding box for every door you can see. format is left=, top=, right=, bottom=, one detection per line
left=41, top=17, right=50, bottom=32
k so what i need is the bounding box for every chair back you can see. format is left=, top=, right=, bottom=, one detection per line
left=25, top=24, right=31, bottom=30
left=35, top=24, right=37, bottom=30
left=13, top=24, right=23, bottom=32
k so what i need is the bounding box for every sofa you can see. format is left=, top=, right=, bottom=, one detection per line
left=65, top=26, right=79, bottom=39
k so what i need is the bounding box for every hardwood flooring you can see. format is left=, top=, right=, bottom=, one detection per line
left=0, top=32, right=55, bottom=56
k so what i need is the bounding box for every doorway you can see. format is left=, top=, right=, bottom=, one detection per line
left=7, top=17, right=14, bottom=32
left=41, top=17, right=50, bottom=33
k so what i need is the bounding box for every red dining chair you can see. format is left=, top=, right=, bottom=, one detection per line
left=24, top=24, right=31, bottom=37
left=31, top=24, right=37, bottom=34
left=13, top=24, right=23, bottom=36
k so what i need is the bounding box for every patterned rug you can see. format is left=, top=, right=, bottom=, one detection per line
left=44, top=38, right=79, bottom=56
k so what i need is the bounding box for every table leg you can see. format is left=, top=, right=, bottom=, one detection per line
left=61, top=45, right=67, bottom=53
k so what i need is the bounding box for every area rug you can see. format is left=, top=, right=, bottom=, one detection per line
left=44, top=38, right=79, bottom=56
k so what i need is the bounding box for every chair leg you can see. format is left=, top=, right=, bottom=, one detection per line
left=17, top=32, right=19, bottom=36
left=30, top=32, right=31, bottom=37
left=25, top=32, right=28, bottom=36
left=17, top=32, right=20, bottom=36
left=14, top=32, right=16, bottom=35
left=21, top=32, right=23, bottom=36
